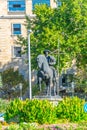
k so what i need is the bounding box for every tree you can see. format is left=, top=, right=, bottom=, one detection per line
left=17, top=1, right=87, bottom=72
left=55, top=0, right=87, bottom=68
left=1, top=68, right=28, bottom=100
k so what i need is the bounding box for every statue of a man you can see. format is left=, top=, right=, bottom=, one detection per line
left=43, top=49, right=56, bottom=77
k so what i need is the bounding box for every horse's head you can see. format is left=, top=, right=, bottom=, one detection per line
left=37, top=54, right=46, bottom=69
left=37, top=54, right=53, bottom=78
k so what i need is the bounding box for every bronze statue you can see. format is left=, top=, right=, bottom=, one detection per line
left=43, top=50, right=56, bottom=78
left=37, top=50, right=58, bottom=96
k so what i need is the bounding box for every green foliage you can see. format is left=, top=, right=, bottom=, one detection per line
left=0, top=99, right=9, bottom=112
left=5, top=124, right=20, bottom=130
left=4, top=122, right=87, bottom=130
left=56, top=97, right=87, bottom=122
left=2, top=68, right=26, bottom=87
left=5, top=97, right=87, bottom=124
left=17, top=5, right=59, bottom=70
left=17, top=1, right=87, bottom=73
left=75, top=68, right=87, bottom=93
left=1, top=68, right=28, bottom=99
left=5, top=99, right=56, bottom=124
left=5, top=123, right=38, bottom=130
left=0, top=123, right=2, bottom=130
left=4, top=99, right=23, bottom=122
left=56, top=0, right=87, bottom=69
left=32, top=83, right=46, bottom=96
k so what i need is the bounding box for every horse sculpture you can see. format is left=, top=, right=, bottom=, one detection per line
left=37, top=54, right=58, bottom=96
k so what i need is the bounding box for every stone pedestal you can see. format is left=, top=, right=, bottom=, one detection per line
left=33, top=95, right=62, bottom=105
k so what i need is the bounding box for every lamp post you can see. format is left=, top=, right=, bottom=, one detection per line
left=19, top=83, right=22, bottom=100
left=28, top=29, right=32, bottom=99
left=57, top=39, right=60, bottom=95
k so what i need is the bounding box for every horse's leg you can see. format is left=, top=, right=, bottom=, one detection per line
left=46, top=78, right=52, bottom=96
left=38, top=77, right=42, bottom=91
left=55, top=77, right=59, bottom=95
left=53, top=79, right=56, bottom=96
left=45, top=80, right=51, bottom=96
left=49, top=78, right=52, bottom=96
left=45, top=81, right=49, bottom=95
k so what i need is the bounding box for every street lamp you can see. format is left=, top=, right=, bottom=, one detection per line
left=28, top=29, right=32, bottom=99
left=57, top=39, right=60, bottom=95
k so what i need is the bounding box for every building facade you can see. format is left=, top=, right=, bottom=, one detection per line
left=0, top=0, right=56, bottom=72
left=0, top=1, right=76, bottom=97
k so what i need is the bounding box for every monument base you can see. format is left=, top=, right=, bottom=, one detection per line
left=33, top=95, right=62, bottom=105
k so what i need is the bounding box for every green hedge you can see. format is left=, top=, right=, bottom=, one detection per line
left=4, top=97, right=87, bottom=124
left=56, top=97, right=87, bottom=121
left=5, top=99, right=56, bottom=124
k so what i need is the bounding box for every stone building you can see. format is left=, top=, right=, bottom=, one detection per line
left=0, top=0, right=56, bottom=76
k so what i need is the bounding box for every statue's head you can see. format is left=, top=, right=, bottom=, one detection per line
left=43, top=50, right=50, bottom=56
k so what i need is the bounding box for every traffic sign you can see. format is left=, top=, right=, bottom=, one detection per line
left=84, top=103, right=87, bottom=112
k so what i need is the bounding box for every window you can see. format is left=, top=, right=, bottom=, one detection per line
left=12, top=24, right=21, bottom=35
left=13, top=47, right=21, bottom=58
left=8, top=0, right=25, bottom=12
left=32, top=0, right=50, bottom=9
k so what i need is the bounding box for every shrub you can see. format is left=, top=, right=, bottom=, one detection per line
left=4, top=99, right=23, bottom=122
left=5, top=99, right=56, bottom=124
left=56, top=96, right=87, bottom=122
left=0, top=99, right=9, bottom=112
left=1, top=68, right=28, bottom=100
left=0, top=123, right=2, bottom=130
left=5, top=97, right=87, bottom=124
